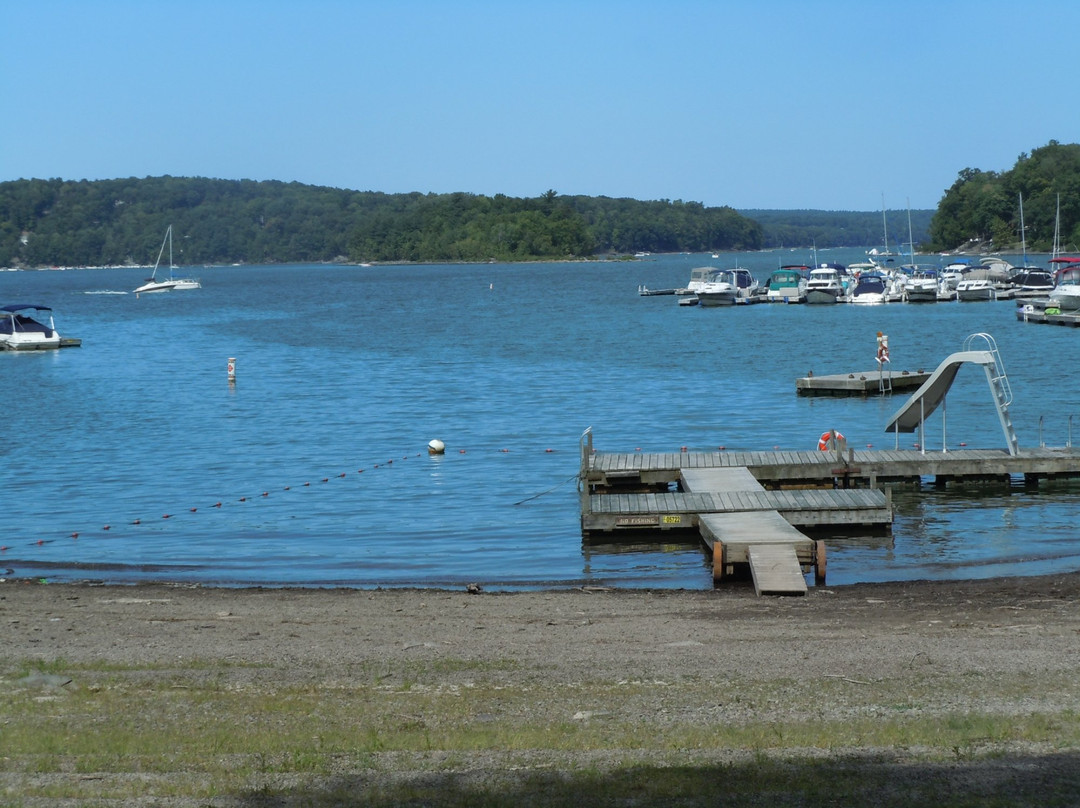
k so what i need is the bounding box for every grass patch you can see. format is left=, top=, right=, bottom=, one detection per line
left=2, top=658, right=1080, bottom=805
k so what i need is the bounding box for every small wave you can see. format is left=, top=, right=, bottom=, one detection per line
left=83, top=290, right=129, bottom=295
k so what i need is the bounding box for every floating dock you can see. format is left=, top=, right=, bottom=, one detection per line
left=581, top=333, right=1080, bottom=595
left=579, top=431, right=1080, bottom=596
left=1016, top=301, right=1080, bottom=327
left=796, top=368, right=931, bottom=397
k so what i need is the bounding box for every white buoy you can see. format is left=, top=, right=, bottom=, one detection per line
left=227, top=356, right=236, bottom=382
left=427, top=439, right=446, bottom=455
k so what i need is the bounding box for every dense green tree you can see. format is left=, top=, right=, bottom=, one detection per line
left=0, top=175, right=961, bottom=268
left=927, top=142, right=1080, bottom=252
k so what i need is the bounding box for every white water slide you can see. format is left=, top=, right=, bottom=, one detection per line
left=884, top=333, right=1018, bottom=455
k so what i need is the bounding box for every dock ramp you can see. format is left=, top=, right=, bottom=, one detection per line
left=681, top=467, right=823, bottom=595
left=884, top=333, right=1018, bottom=455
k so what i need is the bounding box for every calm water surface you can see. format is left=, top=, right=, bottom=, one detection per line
left=3, top=249, right=1079, bottom=589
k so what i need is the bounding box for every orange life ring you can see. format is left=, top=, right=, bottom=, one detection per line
left=818, top=430, right=844, bottom=451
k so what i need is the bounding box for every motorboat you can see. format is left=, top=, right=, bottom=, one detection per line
left=696, top=268, right=759, bottom=306
left=848, top=273, right=889, bottom=305
left=134, top=225, right=201, bottom=295
left=956, top=278, right=997, bottom=301
left=1049, top=259, right=1080, bottom=311
left=764, top=265, right=807, bottom=302
left=901, top=266, right=942, bottom=303
left=805, top=265, right=845, bottom=304
left=1010, top=268, right=1054, bottom=294
left=0, top=304, right=61, bottom=350
left=976, top=257, right=1013, bottom=285
left=685, top=266, right=722, bottom=294
left=941, top=260, right=971, bottom=290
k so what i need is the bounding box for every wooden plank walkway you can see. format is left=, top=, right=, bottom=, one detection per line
left=748, top=545, right=808, bottom=596
left=577, top=434, right=1080, bottom=595
left=604, top=462, right=835, bottom=595
left=584, top=447, right=1080, bottom=489
left=584, top=489, right=891, bottom=531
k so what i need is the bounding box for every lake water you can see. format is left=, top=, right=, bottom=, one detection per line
left=4, top=248, right=1080, bottom=590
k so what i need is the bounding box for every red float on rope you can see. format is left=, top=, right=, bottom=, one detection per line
left=71, top=532, right=79, bottom=539
left=103, top=525, right=110, bottom=531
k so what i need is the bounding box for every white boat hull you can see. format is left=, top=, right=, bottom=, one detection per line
left=1049, top=287, right=1080, bottom=311
left=0, top=333, right=61, bottom=350
left=697, top=288, right=736, bottom=306
left=134, top=280, right=178, bottom=294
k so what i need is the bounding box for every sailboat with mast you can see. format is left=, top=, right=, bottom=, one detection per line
left=134, top=225, right=201, bottom=295
left=867, top=194, right=898, bottom=259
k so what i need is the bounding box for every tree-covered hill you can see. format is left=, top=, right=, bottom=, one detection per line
left=928, top=141, right=1080, bottom=253
left=741, top=209, right=934, bottom=251
left=0, top=174, right=966, bottom=268
left=0, top=178, right=767, bottom=268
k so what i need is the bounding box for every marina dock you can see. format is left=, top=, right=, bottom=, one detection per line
left=1017, top=300, right=1080, bottom=327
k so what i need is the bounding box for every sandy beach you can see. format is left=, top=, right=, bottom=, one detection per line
left=4, top=573, right=1080, bottom=806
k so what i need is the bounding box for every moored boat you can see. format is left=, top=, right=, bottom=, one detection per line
left=697, top=268, right=759, bottom=306
left=0, top=304, right=61, bottom=350
left=764, top=265, right=808, bottom=302
left=901, top=266, right=942, bottom=303
left=848, top=273, right=889, bottom=305
left=956, top=277, right=997, bottom=301
left=1049, top=258, right=1080, bottom=311
left=805, top=265, right=845, bottom=304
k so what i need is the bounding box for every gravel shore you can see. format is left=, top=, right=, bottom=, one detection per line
left=4, top=573, right=1080, bottom=806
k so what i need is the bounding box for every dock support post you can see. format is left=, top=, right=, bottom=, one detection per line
left=814, top=540, right=827, bottom=585
left=712, top=541, right=725, bottom=584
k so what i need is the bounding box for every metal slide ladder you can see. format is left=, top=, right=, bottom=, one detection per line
left=885, top=333, right=1019, bottom=456
left=878, top=364, right=892, bottom=394
left=965, top=333, right=1018, bottom=456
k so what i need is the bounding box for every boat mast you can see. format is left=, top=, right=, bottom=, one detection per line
left=881, top=193, right=889, bottom=255
left=1018, top=193, right=1028, bottom=267
left=907, top=200, right=914, bottom=265
left=1052, top=193, right=1061, bottom=261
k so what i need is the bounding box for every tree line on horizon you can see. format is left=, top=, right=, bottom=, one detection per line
left=0, top=178, right=769, bottom=268
left=7, top=155, right=1075, bottom=269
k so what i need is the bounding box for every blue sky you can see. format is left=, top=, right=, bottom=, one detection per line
left=4, top=0, right=1077, bottom=211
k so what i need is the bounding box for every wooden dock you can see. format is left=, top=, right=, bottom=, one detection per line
left=682, top=467, right=824, bottom=595
left=1016, top=301, right=1080, bottom=327
left=796, top=369, right=932, bottom=397
left=579, top=432, right=1080, bottom=595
